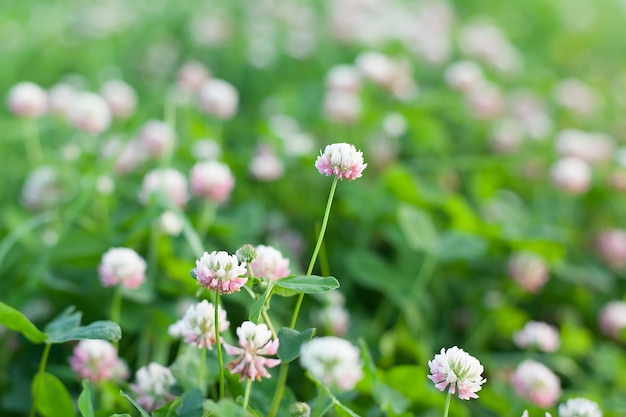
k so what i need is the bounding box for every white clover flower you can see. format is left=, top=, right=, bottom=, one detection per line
left=508, top=251, right=549, bottom=293
left=130, top=363, right=176, bottom=412
left=599, top=300, right=626, bottom=339
left=550, top=157, right=592, bottom=195
left=250, top=245, right=290, bottom=281
left=510, top=359, right=561, bottom=407
left=69, top=340, right=128, bottom=384
left=223, top=321, right=281, bottom=381
left=193, top=251, right=248, bottom=294
left=139, top=168, right=189, bottom=207
left=189, top=160, right=235, bottom=202
left=558, top=398, right=602, bottom=417
left=98, top=247, right=147, bottom=289
left=428, top=346, right=486, bottom=400
left=300, top=336, right=363, bottom=391
left=168, top=299, right=230, bottom=349
left=513, top=321, right=560, bottom=352
left=69, top=92, right=111, bottom=135
left=101, top=79, right=137, bottom=119
left=315, top=142, right=367, bottom=181
left=21, top=166, right=60, bottom=211
left=7, top=81, right=48, bottom=117
left=139, top=119, right=176, bottom=158
left=158, top=211, right=183, bottom=236
left=199, top=78, right=238, bottom=120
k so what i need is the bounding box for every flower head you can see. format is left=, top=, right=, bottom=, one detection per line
left=315, top=143, right=367, bottom=181
left=199, top=78, right=238, bottom=120
left=190, top=160, right=235, bottom=203
left=98, top=247, right=147, bottom=289
left=139, top=119, right=176, bottom=158
left=130, top=362, right=176, bottom=412
left=428, top=346, right=486, bottom=400
left=599, top=300, right=626, bottom=339
left=139, top=168, right=189, bottom=207
left=223, top=321, right=281, bottom=381
left=8, top=81, right=48, bottom=117
left=558, top=398, right=602, bottom=417
left=168, top=299, right=229, bottom=349
left=508, top=251, right=549, bottom=293
left=510, top=359, right=561, bottom=407
left=193, top=251, right=248, bottom=294
left=596, top=229, right=626, bottom=269
left=69, top=340, right=128, bottom=384
left=299, top=336, right=363, bottom=391
left=69, top=92, right=112, bottom=135
left=250, top=245, right=290, bottom=281
left=513, top=321, right=560, bottom=353
left=101, top=79, right=137, bottom=119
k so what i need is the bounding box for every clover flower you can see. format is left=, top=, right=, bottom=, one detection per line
left=69, top=92, right=112, bottom=135
left=21, top=166, right=60, bottom=212
left=513, top=321, right=560, bottom=353
left=168, top=299, right=230, bottom=349
left=508, top=251, right=549, bottom=293
left=558, top=398, right=602, bottom=417
left=599, top=300, right=626, bottom=339
left=190, top=160, right=235, bottom=202
left=428, top=346, right=486, bottom=400
left=8, top=81, right=48, bottom=117
left=48, top=83, right=77, bottom=119
left=139, top=168, right=189, bottom=207
left=522, top=411, right=552, bottom=417
left=223, top=321, right=281, bottom=381
left=315, top=143, right=367, bottom=181
left=550, top=157, right=592, bottom=195
left=130, top=362, right=176, bottom=412
left=596, top=229, right=626, bottom=269
left=250, top=245, right=290, bottom=281
left=69, top=340, right=128, bottom=384
left=510, top=359, right=561, bottom=407
left=139, top=119, right=176, bottom=158
left=98, top=247, right=147, bottom=289
left=299, top=336, right=363, bottom=391
left=101, top=79, right=137, bottom=119
left=199, top=78, right=238, bottom=120
left=193, top=251, right=248, bottom=294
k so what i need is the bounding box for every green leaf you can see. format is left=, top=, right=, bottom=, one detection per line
left=249, top=283, right=274, bottom=323
left=45, top=307, right=121, bottom=343
left=0, top=301, right=47, bottom=343
left=109, top=415, right=132, bottom=417
left=372, top=381, right=409, bottom=414
left=176, top=388, right=203, bottom=417
left=397, top=204, right=438, bottom=253
left=151, top=398, right=182, bottom=417
left=32, top=372, right=76, bottom=417
left=307, top=374, right=362, bottom=417
left=78, top=379, right=94, bottom=417
left=171, top=344, right=219, bottom=392
left=204, top=399, right=249, bottom=417
left=119, top=390, right=150, bottom=417
left=277, top=327, right=316, bottom=363
left=274, top=275, right=339, bottom=294
left=435, top=231, right=487, bottom=261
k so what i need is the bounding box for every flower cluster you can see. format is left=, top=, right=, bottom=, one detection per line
left=315, top=143, right=367, bottom=181
left=513, top=321, right=560, bottom=352
left=223, top=321, right=281, bottom=381
left=299, top=336, right=363, bottom=391
left=558, top=398, right=602, bottom=417
left=510, top=359, right=561, bottom=407
left=98, top=247, right=147, bottom=289
left=193, top=251, right=248, bottom=294
left=427, top=346, right=486, bottom=400
left=250, top=245, right=291, bottom=281
left=69, top=340, right=128, bottom=384
left=130, top=362, right=176, bottom=412
left=168, top=299, right=230, bottom=349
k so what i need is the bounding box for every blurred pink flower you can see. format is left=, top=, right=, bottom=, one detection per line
left=98, top=247, right=147, bottom=289
left=193, top=250, right=248, bottom=294
left=139, top=119, right=176, bottom=158
left=508, top=252, right=549, bottom=293
left=444, top=60, right=485, bottom=94
left=101, top=79, right=137, bottom=119
left=300, top=336, right=363, bottom=391
left=48, top=83, right=77, bottom=120
left=7, top=81, right=48, bottom=117
left=510, top=359, right=561, bottom=407
left=177, top=61, right=211, bottom=94
left=550, top=157, right=592, bottom=194
left=168, top=299, right=229, bottom=349
left=315, top=142, right=367, bottom=181
left=323, top=90, right=361, bottom=124
left=249, top=145, right=285, bottom=181
left=69, top=92, right=112, bottom=135
left=223, top=321, right=281, bottom=381
left=139, top=168, right=189, bottom=207
left=325, top=65, right=361, bottom=92
left=558, top=398, right=602, bottom=417
left=596, top=229, right=626, bottom=269
left=130, top=362, right=176, bottom=412
left=513, top=321, right=560, bottom=352
left=190, top=160, right=235, bottom=202
left=69, top=340, right=128, bottom=384
left=553, top=78, right=598, bottom=115
left=599, top=300, right=626, bottom=339
left=250, top=244, right=290, bottom=281
left=199, top=78, right=238, bottom=120
left=428, top=346, right=486, bottom=400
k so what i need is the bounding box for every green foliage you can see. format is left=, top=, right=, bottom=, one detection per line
left=45, top=307, right=121, bottom=343
left=0, top=301, right=47, bottom=343
left=78, top=379, right=95, bottom=417
left=277, top=327, right=316, bottom=363
left=273, top=275, right=340, bottom=294
left=32, top=372, right=76, bottom=417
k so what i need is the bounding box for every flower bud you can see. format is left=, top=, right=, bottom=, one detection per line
left=290, top=402, right=311, bottom=417
left=7, top=81, right=48, bottom=117
left=236, top=244, right=257, bottom=264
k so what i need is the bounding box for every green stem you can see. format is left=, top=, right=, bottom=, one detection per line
left=24, top=118, right=42, bottom=167
left=242, top=378, right=253, bottom=409
left=442, top=391, right=452, bottom=417
left=110, top=287, right=122, bottom=350
left=268, top=363, right=289, bottom=417
left=199, top=346, right=207, bottom=394
left=198, top=201, right=217, bottom=240
left=290, top=177, right=338, bottom=329
left=215, top=292, right=225, bottom=399
left=29, top=342, right=52, bottom=417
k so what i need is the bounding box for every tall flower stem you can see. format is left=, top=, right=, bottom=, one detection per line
left=442, top=391, right=452, bottom=417
left=270, top=177, right=338, bottom=417
left=198, top=346, right=207, bottom=394
left=214, top=291, right=225, bottom=399
left=197, top=201, right=216, bottom=241
left=24, top=118, right=42, bottom=167
left=242, top=378, right=253, bottom=409
left=29, top=341, right=52, bottom=417
left=290, top=176, right=338, bottom=329
left=110, top=286, right=122, bottom=349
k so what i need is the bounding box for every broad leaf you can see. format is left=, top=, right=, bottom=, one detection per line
left=151, top=398, right=182, bottom=417
left=32, top=372, right=76, bottom=417
left=45, top=307, right=121, bottom=343
left=277, top=327, right=316, bottom=363
left=119, top=390, right=150, bottom=417
left=249, top=283, right=274, bottom=323
left=204, top=399, right=249, bottom=417
left=397, top=204, right=438, bottom=253
left=176, top=388, right=203, bottom=417
left=435, top=231, right=487, bottom=261
left=274, top=275, right=339, bottom=294
left=0, top=301, right=47, bottom=343
left=78, top=379, right=94, bottom=417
